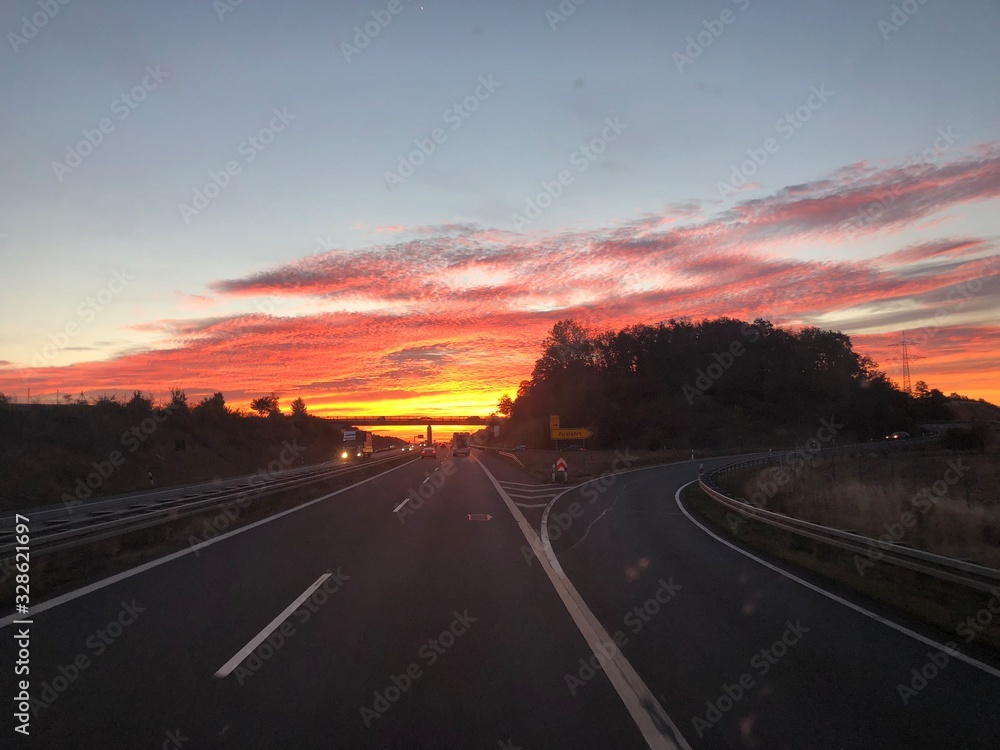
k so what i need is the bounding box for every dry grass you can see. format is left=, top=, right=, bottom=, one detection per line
left=728, top=447, right=1000, bottom=569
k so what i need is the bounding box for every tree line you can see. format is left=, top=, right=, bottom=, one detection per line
left=499, top=318, right=954, bottom=450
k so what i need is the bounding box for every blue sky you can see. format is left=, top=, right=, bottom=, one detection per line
left=1, top=0, right=998, bottom=408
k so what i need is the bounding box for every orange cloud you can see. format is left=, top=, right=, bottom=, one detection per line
left=4, top=146, right=999, bottom=411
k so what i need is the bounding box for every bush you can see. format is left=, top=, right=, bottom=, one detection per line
left=942, top=426, right=987, bottom=451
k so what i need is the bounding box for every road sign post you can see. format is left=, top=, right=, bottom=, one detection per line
left=553, top=457, right=568, bottom=482
left=550, top=414, right=593, bottom=448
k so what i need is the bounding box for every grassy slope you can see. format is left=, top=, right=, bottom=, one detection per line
left=0, top=404, right=394, bottom=512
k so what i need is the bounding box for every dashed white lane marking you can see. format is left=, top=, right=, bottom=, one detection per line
left=0, top=459, right=417, bottom=630
left=214, top=572, right=332, bottom=678
left=393, top=497, right=412, bottom=513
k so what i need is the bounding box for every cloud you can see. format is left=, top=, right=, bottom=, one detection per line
left=882, top=238, right=990, bottom=265
left=4, top=145, right=999, bottom=409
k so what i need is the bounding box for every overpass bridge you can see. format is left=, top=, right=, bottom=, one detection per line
left=326, top=416, right=492, bottom=443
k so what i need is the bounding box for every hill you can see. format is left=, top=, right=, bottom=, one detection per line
left=0, top=394, right=391, bottom=512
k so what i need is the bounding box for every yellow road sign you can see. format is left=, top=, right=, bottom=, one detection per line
left=551, top=428, right=593, bottom=440
left=549, top=415, right=560, bottom=429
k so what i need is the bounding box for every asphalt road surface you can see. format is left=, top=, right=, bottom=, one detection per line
left=3, top=448, right=999, bottom=748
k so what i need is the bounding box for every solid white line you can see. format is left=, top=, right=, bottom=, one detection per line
left=477, top=461, right=689, bottom=750
left=500, top=481, right=566, bottom=490
left=393, top=497, right=411, bottom=513
left=0, top=458, right=418, bottom=630
left=505, top=487, right=552, bottom=493
left=214, top=573, right=331, bottom=678
left=674, top=481, right=1000, bottom=680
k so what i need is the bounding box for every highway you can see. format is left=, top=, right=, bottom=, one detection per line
left=3, top=448, right=999, bottom=748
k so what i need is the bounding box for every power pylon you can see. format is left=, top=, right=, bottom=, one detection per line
left=886, top=332, right=926, bottom=394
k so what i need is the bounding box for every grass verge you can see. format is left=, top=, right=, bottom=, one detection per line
left=685, top=484, right=1000, bottom=654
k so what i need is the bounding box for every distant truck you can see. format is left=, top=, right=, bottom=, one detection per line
left=452, top=431, right=471, bottom=457
left=340, top=428, right=374, bottom=460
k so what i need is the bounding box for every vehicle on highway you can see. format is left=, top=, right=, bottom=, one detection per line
left=512, top=444, right=528, bottom=452
left=452, top=431, right=471, bottom=457
left=340, top=428, right=374, bottom=460
left=885, top=431, right=911, bottom=440
left=420, top=446, right=437, bottom=459
left=560, top=445, right=586, bottom=451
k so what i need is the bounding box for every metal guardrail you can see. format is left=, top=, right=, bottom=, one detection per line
left=0, top=450, right=416, bottom=558
left=698, top=438, right=1000, bottom=593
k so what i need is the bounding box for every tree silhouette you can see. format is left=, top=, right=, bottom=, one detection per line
left=497, top=394, right=514, bottom=416
left=250, top=393, right=281, bottom=417
left=169, top=387, right=189, bottom=412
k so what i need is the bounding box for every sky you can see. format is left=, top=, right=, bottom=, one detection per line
left=1, top=0, right=998, bottom=417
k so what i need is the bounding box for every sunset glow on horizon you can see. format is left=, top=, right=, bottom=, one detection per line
left=2, top=1, right=998, bottom=413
